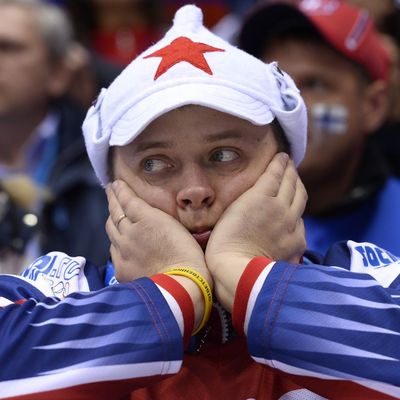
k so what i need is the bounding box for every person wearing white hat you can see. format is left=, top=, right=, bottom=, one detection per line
left=2, top=4, right=400, bottom=400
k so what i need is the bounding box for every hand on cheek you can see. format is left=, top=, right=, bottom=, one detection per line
left=105, top=180, right=210, bottom=284
left=205, top=153, right=307, bottom=311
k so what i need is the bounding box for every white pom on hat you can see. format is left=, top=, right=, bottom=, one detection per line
left=173, top=4, right=204, bottom=29
left=83, top=4, right=307, bottom=186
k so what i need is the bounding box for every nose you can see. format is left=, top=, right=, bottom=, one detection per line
left=176, top=166, right=215, bottom=210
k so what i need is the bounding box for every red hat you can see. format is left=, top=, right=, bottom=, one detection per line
left=239, top=0, right=391, bottom=81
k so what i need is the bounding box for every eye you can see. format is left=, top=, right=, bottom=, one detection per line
left=143, top=158, right=170, bottom=172
left=0, top=40, right=25, bottom=54
left=300, top=77, right=329, bottom=93
left=211, top=149, right=239, bottom=163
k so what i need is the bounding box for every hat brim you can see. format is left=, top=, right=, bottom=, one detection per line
left=109, top=82, right=275, bottom=146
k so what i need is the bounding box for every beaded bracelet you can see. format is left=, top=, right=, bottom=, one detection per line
left=164, top=267, right=212, bottom=335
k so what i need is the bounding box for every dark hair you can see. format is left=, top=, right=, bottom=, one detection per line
left=380, top=8, right=400, bottom=48
left=107, top=146, right=115, bottom=182
left=271, top=118, right=291, bottom=154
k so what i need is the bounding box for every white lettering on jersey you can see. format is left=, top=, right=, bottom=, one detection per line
left=348, top=241, right=400, bottom=287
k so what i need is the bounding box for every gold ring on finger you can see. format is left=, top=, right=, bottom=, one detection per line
left=116, top=213, right=127, bottom=228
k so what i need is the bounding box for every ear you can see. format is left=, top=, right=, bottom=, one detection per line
left=46, top=43, right=89, bottom=98
left=362, top=79, right=390, bottom=135
left=47, top=59, right=74, bottom=98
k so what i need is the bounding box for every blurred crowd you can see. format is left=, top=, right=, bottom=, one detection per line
left=1, top=0, right=400, bottom=274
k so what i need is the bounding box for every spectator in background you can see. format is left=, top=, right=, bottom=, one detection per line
left=64, top=0, right=165, bottom=67
left=211, top=0, right=300, bottom=44
left=63, top=39, right=123, bottom=110
left=0, top=0, right=109, bottom=273
left=345, top=0, right=400, bottom=177
left=0, top=181, right=38, bottom=273
left=238, top=0, right=400, bottom=255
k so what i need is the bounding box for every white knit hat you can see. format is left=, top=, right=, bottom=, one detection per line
left=83, top=4, right=307, bottom=186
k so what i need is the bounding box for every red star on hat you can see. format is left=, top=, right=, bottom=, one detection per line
left=144, top=36, right=225, bottom=80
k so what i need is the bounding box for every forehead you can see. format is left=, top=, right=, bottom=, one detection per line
left=0, top=4, right=40, bottom=43
left=130, top=105, right=274, bottom=148
left=263, top=37, right=362, bottom=77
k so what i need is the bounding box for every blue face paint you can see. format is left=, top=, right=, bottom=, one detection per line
left=311, top=103, right=348, bottom=136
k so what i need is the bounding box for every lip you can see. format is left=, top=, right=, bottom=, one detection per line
left=191, top=229, right=212, bottom=250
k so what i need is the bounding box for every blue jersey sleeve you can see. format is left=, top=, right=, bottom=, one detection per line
left=0, top=255, right=183, bottom=399
left=246, top=252, right=400, bottom=398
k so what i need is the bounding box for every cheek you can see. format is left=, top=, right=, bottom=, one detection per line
left=143, top=187, right=177, bottom=216
left=114, top=153, right=177, bottom=218
left=114, top=155, right=178, bottom=217
left=128, top=177, right=178, bottom=217
left=217, top=147, right=278, bottom=207
left=217, top=172, right=260, bottom=208
left=308, top=103, right=349, bottom=140
left=18, top=55, right=51, bottom=83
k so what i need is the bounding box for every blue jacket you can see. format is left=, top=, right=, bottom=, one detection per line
left=305, top=177, right=400, bottom=255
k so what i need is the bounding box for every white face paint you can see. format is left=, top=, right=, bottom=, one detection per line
left=311, top=103, right=349, bottom=136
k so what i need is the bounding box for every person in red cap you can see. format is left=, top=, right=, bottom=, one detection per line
left=239, top=0, right=400, bottom=256
left=2, top=4, right=400, bottom=400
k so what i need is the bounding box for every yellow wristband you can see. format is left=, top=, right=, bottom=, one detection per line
left=164, top=268, right=212, bottom=335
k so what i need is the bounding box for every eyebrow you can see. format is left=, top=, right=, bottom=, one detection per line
left=134, top=140, right=173, bottom=153
left=134, top=130, right=244, bottom=153
left=204, top=130, right=244, bottom=142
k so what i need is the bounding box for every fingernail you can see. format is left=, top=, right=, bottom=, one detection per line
left=281, top=152, right=289, bottom=163
left=112, top=180, right=119, bottom=191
